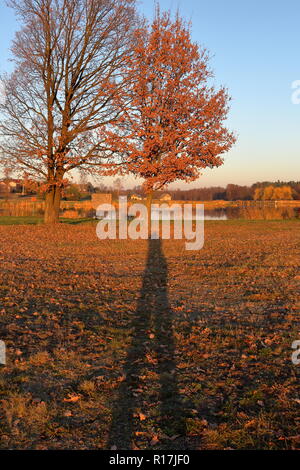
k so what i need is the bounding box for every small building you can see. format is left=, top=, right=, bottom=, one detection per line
left=160, top=193, right=172, bottom=201
left=0, top=179, right=23, bottom=193
left=131, top=194, right=142, bottom=201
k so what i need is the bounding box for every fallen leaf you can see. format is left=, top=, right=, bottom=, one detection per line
left=63, top=394, right=81, bottom=403
left=150, top=434, right=159, bottom=446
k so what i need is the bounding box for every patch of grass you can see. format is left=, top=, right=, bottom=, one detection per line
left=0, top=216, right=43, bottom=225
left=59, top=217, right=96, bottom=225
left=0, top=216, right=95, bottom=225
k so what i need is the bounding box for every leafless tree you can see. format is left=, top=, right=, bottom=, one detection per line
left=0, top=0, right=138, bottom=222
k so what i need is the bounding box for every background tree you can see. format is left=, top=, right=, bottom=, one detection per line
left=63, top=183, right=83, bottom=201
left=113, top=177, right=124, bottom=196
left=273, top=186, right=293, bottom=200
left=254, top=187, right=264, bottom=201
left=263, top=185, right=275, bottom=200
left=1, top=167, right=13, bottom=200
left=226, top=184, right=252, bottom=201
left=253, top=184, right=293, bottom=201
left=0, top=0, right=137, bottom=223
left=104, top=9, right=236, bottom=226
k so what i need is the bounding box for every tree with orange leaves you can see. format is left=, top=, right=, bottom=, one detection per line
left=104, top=9, right=236, bottom=219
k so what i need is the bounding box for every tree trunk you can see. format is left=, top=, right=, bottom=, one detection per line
left=146, top=191, right=153, bottom=238
left=44, top=184, right=61, bottom=224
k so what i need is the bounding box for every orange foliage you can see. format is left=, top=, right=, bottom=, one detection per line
left=103, top=9, right=236, bottom=192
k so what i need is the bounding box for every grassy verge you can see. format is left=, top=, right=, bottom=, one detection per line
left=0, top=215, right=299, bottom=226
left=0, top=216, right=95, bottom=225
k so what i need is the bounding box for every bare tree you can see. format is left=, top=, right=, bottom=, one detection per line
left=0, top=0, right=137, bottom=223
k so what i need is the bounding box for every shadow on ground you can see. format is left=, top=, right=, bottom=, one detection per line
left=108, top=238, right=187, bottom=449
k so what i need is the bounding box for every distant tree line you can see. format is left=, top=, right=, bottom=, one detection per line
left=91, top=180, right=300, bottom=201
left=3, top=178, right=299, bottom=202
left=166, top=182, right=300, bottom=201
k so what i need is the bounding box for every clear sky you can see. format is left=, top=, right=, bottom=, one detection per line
left=0, top=0, right=299, bottom=188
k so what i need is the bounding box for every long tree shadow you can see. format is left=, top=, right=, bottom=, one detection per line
left=108, top=238, right=186, bottom=449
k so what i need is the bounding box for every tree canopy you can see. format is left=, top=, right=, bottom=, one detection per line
left=103, top=10, right=235, bottom=194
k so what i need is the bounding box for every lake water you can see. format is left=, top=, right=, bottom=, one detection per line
left=97, top=206, right=300, bottom=221
left=204, top=206, right=300, bottom=220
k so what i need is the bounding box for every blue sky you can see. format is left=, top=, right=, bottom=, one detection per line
left=0, top=0, right=299, bottom=188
